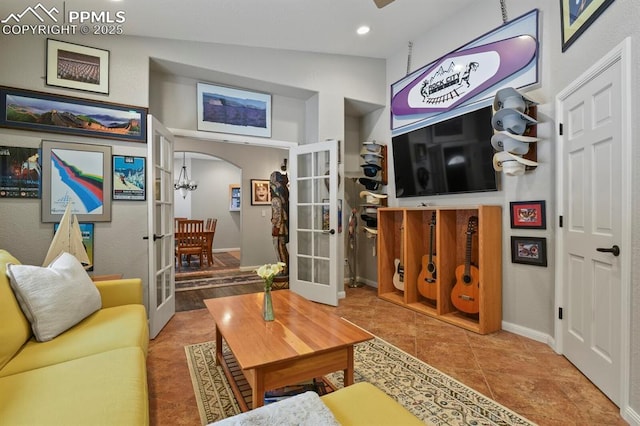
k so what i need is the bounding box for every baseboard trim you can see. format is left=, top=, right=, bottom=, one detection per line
left=501, top=321, right=556, bottom=348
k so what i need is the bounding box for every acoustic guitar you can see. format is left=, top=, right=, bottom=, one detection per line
left=392, top=225, right=405, bottom=291
left=417, top=212, right=437, bottom=300
left=450, top=216, right=480, bottom=314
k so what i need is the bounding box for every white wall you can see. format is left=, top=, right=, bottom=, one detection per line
left=382, top=0, right=640, bottom=415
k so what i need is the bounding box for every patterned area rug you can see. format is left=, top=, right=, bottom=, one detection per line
left=175, top=251, right=241, bottom=281
left=185, top=336, right=535, bottom=426
left=175, top=270, right=262, bottom=292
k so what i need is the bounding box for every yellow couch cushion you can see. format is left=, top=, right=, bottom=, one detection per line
left=0, top=250, right=31, bottom=371
left=0, top=304, right=148, bottom=377
left=0, top=347, right=148, bottom=426
left=321, top=382, right=426, bottom=426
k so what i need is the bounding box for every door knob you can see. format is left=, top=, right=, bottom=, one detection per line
left=596, top=245, right=620, bottom=256
left=322, top=229, right=336, bottom=235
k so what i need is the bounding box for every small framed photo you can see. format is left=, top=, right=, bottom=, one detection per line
left=250, top=179, right=271, bottom=205
left=197, top=82, right=271, bottom=137
left=112, top=155, right=146, bottom=201
left=560, top=0, right=615, bottom=52
left=510, top=200, right=546, bottom=229
left=46, top=39, right=110, bottom=94
left=0, top=146, right=41, bottom=198
left=511, top=236, right=547, bottom=267
left=229, top=184, right=241, bottom=211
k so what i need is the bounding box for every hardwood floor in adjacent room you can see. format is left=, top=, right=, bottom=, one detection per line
left=147, top=285, right=626, bottom=426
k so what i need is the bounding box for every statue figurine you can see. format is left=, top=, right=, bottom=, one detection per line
left=270, top=171, right=289, bottom=275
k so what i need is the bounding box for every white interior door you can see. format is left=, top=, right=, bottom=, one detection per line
left=147, top=115, right=175, bottom=339
left=556, top=42, right=630, bottom=406
left=289, top=140, right=339, bottom=306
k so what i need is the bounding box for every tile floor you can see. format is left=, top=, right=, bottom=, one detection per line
left=147, top=285, right=627, bottom=426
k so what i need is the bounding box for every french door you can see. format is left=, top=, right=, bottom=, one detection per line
left=146, top=115, right=176, bottom=338
left=289, top=140, right=339, bottom=306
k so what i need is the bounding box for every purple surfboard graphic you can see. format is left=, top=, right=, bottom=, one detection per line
left=391, top=35, right=537, bottom=116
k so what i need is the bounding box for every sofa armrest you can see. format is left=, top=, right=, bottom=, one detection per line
left=94, top=278, right=143, bottom=308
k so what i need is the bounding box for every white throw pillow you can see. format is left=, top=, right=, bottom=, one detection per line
left=6, top=252, right=101, bottom=342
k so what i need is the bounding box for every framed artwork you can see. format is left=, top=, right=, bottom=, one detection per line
left=0, top=86, right=147, bottom=143
left=41, top=140, right=112, bottom=222
left=112, top=155, right=146, bottom=201
left=510, top=200, right=546, bottom=229
left=0, top=146, right=41, bottom=198
left=560, top=0, right=615, bottom=52
left=511, top=236, right=547, bottom=267
left=229, top=184, right=241, bottom=211
left=54, top=222, right=94, bottom=271
left=250, top=179, right=271, bottom=205
left=46, top=39, right=110, bottom=94
left=197, top=82, right=271, bottom=137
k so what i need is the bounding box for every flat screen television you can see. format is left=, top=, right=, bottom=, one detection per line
left=392, top=106, right=498, bottom=198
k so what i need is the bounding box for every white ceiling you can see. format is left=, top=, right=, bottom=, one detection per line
left=0, top=0, right=478, bottom=58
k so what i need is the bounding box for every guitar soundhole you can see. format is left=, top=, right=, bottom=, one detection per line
left=463, top=274, right=471, bottom=284
left=427, top=264, right=435, bottom=273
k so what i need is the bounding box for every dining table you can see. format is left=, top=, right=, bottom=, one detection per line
left=175, top=230, right=216, bottom=267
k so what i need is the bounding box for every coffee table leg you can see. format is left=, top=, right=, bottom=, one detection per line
left=344, top=345, right=355, bottom=386
left=251, top=369, right=265, bottom=408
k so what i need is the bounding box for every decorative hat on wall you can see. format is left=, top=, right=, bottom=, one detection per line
left=493, top=150, right=538, bottom=176
left=491, top=108, right=537, bottom=135
left=491, top=131, right=540, bottom=155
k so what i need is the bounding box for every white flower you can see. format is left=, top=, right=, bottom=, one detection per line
left=256, top=262, right=286, bottom=280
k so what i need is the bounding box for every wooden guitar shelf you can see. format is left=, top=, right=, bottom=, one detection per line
left=377, top=205, right=502, bottom=334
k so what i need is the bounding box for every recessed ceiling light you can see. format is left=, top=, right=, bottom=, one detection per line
left=357, top=26, right=370, bottom=35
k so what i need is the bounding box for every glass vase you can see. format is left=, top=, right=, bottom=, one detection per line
left=263, top=287, right=274, bottom=321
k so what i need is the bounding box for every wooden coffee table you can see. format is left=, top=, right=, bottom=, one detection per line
left=204, top=290, right=373, bottom=410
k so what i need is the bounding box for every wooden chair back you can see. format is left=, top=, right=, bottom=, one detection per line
left=175, top=220, right=206, bottom=270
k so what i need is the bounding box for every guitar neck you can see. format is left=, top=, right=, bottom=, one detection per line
left=464, top=231, right=472, bottom=276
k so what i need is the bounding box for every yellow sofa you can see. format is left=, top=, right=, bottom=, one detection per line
left=0, top=249, right=149, bottom=425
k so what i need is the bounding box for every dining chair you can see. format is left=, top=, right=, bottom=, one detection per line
left=175, top=219, right=206, bottom=271
left=204, top=218, right=217, bottom=265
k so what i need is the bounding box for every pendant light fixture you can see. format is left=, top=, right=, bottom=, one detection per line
left=174, top=152, right=197, bottom=198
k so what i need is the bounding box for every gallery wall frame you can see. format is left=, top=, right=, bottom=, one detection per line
left=46, top=39, right=110, bottom=94
left=0, top=86, right=147, bottom=143
left=41, top=140, right=112, bottom=222
left=560, top=0, right=615, bottom=52
left=197, top=82, right=271, bottom=138
left=250, top=179, right=271, bottom=205
left=0, top=145, right=41, bottom=198
left=229, top=184, right=241, bottom=211
left=509, top=200, right=546, bottom=229
left=511, top=236, right=548, bottom=267
left=112, top=155, right=146, bottom=201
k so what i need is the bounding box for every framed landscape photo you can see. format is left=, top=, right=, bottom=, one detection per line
left=510, top=200, right=546, bottom=229
left=46, top=39, right=110, bottom=94
left=560, top=0, right=615, bottom=52
left=0, top=86, right=147, bottom=143
left=197, top=82, right=271, bottom=137
left=250, top=179, right=271, bottom=205
left=112, top=155, right=146, bottom=201
left=41, top=140, right=112, bottom=222
left=511, top=236, right=547, bottom=267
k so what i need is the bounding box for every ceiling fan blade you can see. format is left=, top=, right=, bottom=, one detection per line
left=373, top=0, right=395, bottom=8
